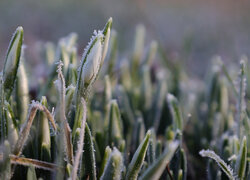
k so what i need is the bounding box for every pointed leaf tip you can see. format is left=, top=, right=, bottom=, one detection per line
left=3, top=26, right=24, bottom=99
left=16, top=26, right=23, bottom=33
left=125, top=130, right=152, bottom=180
left=103, top=17, right=113, bottom=36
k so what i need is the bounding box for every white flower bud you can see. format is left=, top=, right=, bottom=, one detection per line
left=3, top=26, right=23, bottom=98
left=81, top=35, right=102, bottom=85
left=75, top=17, right=112, bottom=101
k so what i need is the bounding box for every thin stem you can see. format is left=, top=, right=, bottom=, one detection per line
left=0, top=75, right=5, bottom=142
left=71, top=98, right=87, bottom=180
left=0, top=153, right=60, bottom=171
left=13, top=102, right=38, bottom=156
left=56, top=61, right=74, bottom=165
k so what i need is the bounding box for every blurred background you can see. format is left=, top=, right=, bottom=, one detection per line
left=0, top=0, right=250, bottom=76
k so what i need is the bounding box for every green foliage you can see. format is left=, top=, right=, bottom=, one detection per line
left=0, top=18, right=249, bottom=180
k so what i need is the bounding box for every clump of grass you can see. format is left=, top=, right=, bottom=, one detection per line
left=0, top=18, right=249, bottom=180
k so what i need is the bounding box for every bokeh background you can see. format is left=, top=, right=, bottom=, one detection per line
left=0, top=0, right=250, bottom=76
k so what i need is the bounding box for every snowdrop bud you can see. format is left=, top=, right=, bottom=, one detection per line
left=3, top=26, right=23, bottom=99
left=75, top=18, right=112, bottom=102
left=16, top=61, right=29, bottom=125
left=81, top=35, right=102, bottom=86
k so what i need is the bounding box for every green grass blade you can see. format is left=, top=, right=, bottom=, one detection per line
left=147, top=138, right=155, bottom=166
left=237, top=60, right=247, bottom=138
left=71, top=98, right=87, bottom=180
left=81, top=123, right=97, bottom=180
left=144, top=41, right=158, bottom=66
left=218, top=58, right=238, bottom=96
left=199, top=149, right=235, bottom=180
left=4, top=102, right=18, bottom=148
left=106, top=30, right=117, bottom=75
left=40, top=97, right=51, bottom=162
left=131, top=116, right=145, bottom=154
left=16, top=61, right=29, bottom=125
left=155, top=140, right=162, bottom=159
left=235, top=136, right=247, bottom=180
left=152, top=79, right=167, bottom=131
left=27, top=166, right=37, bottom=180
left=139, top=141, right=179, bottom=180
left=141, top=65, right=152, bottom=112
left=100, top=148, right=123, bottom=180
left=65, top=85, right=75, bottom=117
left=99, top=146, right=112, bottom=179
left=0, top=141, right=11, bottom=180
left=108, top=100, right=123, bottom=146
left=125, top=130, right=151, bottom=180
left=131, top=24, right=145, bottom=79
left=56, top=61, right=73, bottom=165
left=180, top=148, right=187, bottom=180
left=167, top=94, right=183, bottom=134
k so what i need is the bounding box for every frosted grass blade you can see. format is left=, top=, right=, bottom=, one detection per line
left=199, top=149, right=235, bottom=180
left=139, top=141, right=179, bottom=180
left=81, top=123, right=97, bottom=180
left=125, top=130, right=151, bottom=180
left=99, top=146, right=112, bottom=179
left=235, top=136, right=247, bottom=180
left=100, top=148, right=123, bottom=180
